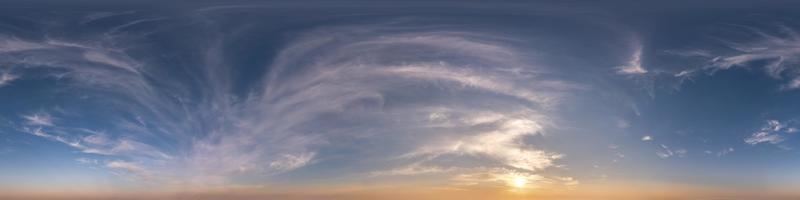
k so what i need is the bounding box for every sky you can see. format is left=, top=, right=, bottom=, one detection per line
left=2, top=0, right=800, bottom=199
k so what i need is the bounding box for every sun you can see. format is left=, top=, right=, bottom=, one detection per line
left=513, top=176, right=527, bottom=188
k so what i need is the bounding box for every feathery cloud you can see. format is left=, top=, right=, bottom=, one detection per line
left=656, top=144, right=686, bottom=159
left=22, top=114, right=53, bottom=126
left=745, top=120, right=795, bottom=145
left=0, top=16, right=576, bottom=188
left=617, top=45, right=647, bottom=75
left=106, top=160, right=148, bottom=178
left=671, top=24, right=800, bottom=90
left=0, top=72, right=17, bottom=87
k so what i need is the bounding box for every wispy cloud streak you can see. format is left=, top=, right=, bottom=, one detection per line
left=0, top=13, right=579, bottom=189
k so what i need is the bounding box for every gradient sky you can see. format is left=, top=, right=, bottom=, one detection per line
left=2, top=0, right=800, bottom=199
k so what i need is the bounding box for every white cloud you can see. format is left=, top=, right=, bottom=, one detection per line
left=22, top=127, right=86, bottom=150
left=26, top=127, right=54, bottom=138
left=745, top=120, right=795, bottom=145
left=0, top=72, right=17, bottom=87
left=108, top=139, right=172, bottom=159
left=765, top=120, right=785, bottom=131
left=369, top=164, right=454, bottom=177
left=22, top=114, right=53, bottom=126
left=107, top=17, right=166, bottom=34
left=106, top=160, right=147, bottom=177
left=0, top=37, right=49, bottom=52
left=674, top=70, right=693, bottom=77
left=617, top=45, right=647, bottom=75
left=75, top=157, right=99, bottom=165
left=745, top=131, right=784, bottom=145
left=264, top=24, right=573, bottom=180
left=641, top=135, right=653, bottom=141
left=82, top=133, right=110, bottom=145
left=786, top=78, right=800, bottom=90
left=268, top=152, right=315, bottom=171
left=0, top=34, right=189, bottom=182
left=717, top=147, right=734, bottom=157
left=675, top=25, right=800, bottom=90
left=254, top=24, right=581, bottom=190
left=656, top=144, right=686, bottom=159
left=83, top=51, right=140, bottom=74
left=1, top=20, right=577, bottom=188
left=19, top=114, right=171, bottom=163
left=387, top=66, right=538, bottom=102
left=406, top=114, right=561, bottom=171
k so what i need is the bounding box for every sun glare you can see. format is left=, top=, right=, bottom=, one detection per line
left=513, top=176, right=527, bottom=188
